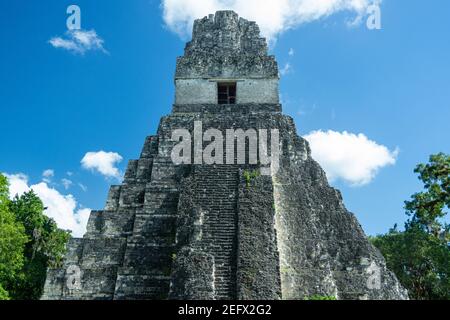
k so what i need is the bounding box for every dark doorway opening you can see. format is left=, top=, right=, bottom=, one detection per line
left=218, top=82, right=237, bottom=105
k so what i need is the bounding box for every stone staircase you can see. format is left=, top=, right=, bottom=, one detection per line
left=113, top=180, right=179, bottom=300
left=194, top=165, right=239, bottom=300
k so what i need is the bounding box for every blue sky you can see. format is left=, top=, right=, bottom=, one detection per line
left=0, top=0, right=449, bottom=236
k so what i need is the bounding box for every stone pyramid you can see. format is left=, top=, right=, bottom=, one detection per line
left=42, top=11, right=408, bottom=300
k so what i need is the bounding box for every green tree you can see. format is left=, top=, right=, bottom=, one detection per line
left=8, top=191, right=71, bottom=299
left=0, top=174, right=28, bottom=300
left=371, top=153, right=450, bottom=300
left=405, top=153, right=450, bottom=239
left=0, top=284, right=10, bottom=300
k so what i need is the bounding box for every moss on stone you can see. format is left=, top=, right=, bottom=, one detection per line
left=243, top=170, right=261, bottom=188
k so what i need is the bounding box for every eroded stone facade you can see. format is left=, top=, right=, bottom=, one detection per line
left=42, top=11, right=408, bottom=300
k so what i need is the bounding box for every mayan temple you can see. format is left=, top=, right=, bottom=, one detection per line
left=42, top=11, right=408, bottom=300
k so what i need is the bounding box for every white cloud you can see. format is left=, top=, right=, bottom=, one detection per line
left=6, top=173, right=30, bottom=198
left=78, top=183, right=87, bottom=192
left=4, top=173, right=91, bottom=237
left=161, top=0, right=380, bottom=41
left=42, top=169, right=54, bottom=178
left=49, top=29, right=107, bottom=55
left=280, top=62, right=292, bottom=76
left=42, top=169, right=55, bottom=183
left=303, top=130, right=398, bottom=186
left=81, top=151, right=123, bottom=180
left=61, top=178, right=73, bottom=190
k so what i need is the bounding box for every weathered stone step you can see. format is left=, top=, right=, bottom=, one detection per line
left=192, top=166, right=238, bottom=300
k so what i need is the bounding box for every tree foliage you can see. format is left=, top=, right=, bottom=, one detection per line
left=0, top=174, right=27, bottom=300
left=405, top=153, right=450, bottom=239
left=0, top=173, right=71, bottom=300
left=371, top=153, right=450, bottom=300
